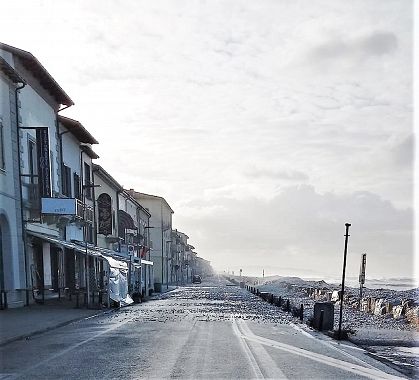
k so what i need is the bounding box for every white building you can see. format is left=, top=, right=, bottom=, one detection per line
left=0, top=54, right=26, bottom=308
left=0, top=42, right=76, bottom=307
left=94, top=166, right=154, bottom=299
left=127, top=190, right=173, bottom=291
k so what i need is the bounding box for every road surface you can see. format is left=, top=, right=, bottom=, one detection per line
left=0, top=276, right=407, bottom=379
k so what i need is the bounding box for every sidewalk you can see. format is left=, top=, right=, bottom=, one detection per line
left=0, top=300, right=106, bottom=346
left=0, top=287, right=179, bottom=346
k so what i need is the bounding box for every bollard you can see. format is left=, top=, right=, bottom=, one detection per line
left=300, top=304, right=304, bottom=321
left=257, top=289, right=260, bottom=296
left=278, top=296, right=282, bottom=307
left=270, top=294, right=274, bottom=304
left=286, top=299, right=290, bottom=312
left=313, top=302, right=334, bottom=331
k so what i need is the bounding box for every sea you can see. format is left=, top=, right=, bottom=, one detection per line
left=303, top=276, right=418, bottom=291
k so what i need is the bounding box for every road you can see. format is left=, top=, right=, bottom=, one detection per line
left=0, top=276, right=407, bottom=379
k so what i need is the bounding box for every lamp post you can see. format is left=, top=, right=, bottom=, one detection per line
left=144, top=224, right=156, bottom=289
left=166, top=240, right=172, bottom=288
left=82, top=183, right=100, bottom=308
left=338, top=223, right=351, bottom=340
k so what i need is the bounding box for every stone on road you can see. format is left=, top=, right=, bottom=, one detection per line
left=0, top=276, right=407, bottom=379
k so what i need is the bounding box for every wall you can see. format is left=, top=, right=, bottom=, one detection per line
left=93, top=172, right=120, bottom=250
left=0, top=72, right=26, bottom=307
left=132, top=195, right=173, bottom=286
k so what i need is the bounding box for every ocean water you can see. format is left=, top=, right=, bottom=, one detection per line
left=305, top=276, right=418, bottom=291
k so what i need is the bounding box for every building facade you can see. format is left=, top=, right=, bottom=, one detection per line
left=127, top=190, right=173, bottom=291
left=0, top=54, right=26, bottom=308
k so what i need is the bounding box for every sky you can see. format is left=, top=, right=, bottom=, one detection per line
left=1, top=0, right=416, bottom=281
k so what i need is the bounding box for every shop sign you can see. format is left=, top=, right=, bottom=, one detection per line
left=41, top=198, right=77, bottom=215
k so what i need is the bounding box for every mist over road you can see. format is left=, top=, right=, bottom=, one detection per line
left=0, top=276, right=406, bottom=379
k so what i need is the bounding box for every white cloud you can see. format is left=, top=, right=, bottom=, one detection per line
left=0, top=0, right=413, bottom=278
left=177, top=185, right=413, bottom=279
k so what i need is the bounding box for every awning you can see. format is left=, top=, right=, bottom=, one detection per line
left=27, top=231, right=87, bottom=253
left=71, top=241, right=128, bottom=269
left=103, top=255, right=128, bottom=270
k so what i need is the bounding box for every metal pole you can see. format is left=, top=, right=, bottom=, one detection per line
left=85, top=237, right=90, bottom=308
left=338, top=223, right=351, bottom=340
left=160, top=202, right=164, bottom=289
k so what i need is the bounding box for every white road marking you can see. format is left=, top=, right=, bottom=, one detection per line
left=241, top=329, right=405, bottom=380
left=235, top=318, right=288, bottom=379
left=231, top=316, right=264, bottom=379
left=290, top=322, right=377, bottom=369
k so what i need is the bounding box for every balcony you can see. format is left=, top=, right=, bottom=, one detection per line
left=84, top=203, right=94, bottom=223
left=40, top=197, right=93, bottom=223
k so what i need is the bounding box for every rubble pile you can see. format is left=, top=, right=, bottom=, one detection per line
left=231, top=276, right=418, bottom=332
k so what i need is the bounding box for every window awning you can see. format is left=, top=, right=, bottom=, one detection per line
left=27, top=231, right=87, bottom=253
left=27, top=232, right=130, bottom=270
left=71, top=241, right=128, bottom=269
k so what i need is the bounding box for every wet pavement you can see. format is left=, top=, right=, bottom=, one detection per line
left=0, top=276, right=410, bottom=379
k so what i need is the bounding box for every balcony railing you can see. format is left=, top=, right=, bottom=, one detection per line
left=75, top=199, right=93, bottom=223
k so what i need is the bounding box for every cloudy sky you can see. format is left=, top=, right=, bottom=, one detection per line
left=1, top=0, right=415, bottom=281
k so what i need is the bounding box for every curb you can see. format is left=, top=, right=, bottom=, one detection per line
left=0, top=309, right=113, bottom=347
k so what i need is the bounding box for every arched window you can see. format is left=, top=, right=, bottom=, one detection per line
left=97, top=193, right=112, bottom=235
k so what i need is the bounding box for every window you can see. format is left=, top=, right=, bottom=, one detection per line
left=28, top=138, right=37, bottom=183
left=0, top=120, right=4, bottom=170
left=61, top=165, right=72, bottom=197
left=84, top=162, right=91, bottom=199
left=74, top=173, right=81, bottom=200
left=86, top=224, right=94, bottom=244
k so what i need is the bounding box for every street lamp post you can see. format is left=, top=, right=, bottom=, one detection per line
left=143, top=225, right=154, bottom=263
left=82, top=183, right=100, bottom=308
left=338, top=223, right=351, bottom=340
left=166, top=240, right=172, bottom=288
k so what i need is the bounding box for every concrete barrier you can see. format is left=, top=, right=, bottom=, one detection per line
left=313, top=302, right=334, bottom=331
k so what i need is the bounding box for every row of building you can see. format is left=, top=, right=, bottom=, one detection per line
left=0, top=42, right=212, bottom=309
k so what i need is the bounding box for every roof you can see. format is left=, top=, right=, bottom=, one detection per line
left=58, top=115, right=98, bottom=144
left=0, top=42, right=74, bottom=106
left=92, top=164, right=123, bottom=192
left=122, top=189, right=152, bottom=218
left=81, top=144, right=99, bottom=159
left=128, top=190, right=174, bottom=214
left=0, top=56, right=25, bottom=84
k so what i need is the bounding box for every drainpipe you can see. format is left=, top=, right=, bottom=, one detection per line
left=116, top=189, right=122, bottom=252
left=160, top=200, right=164, bottom=288
left=92, top=170, right=97, bottom=246
left=15, top=82, right=28, bottom=306
left=56, top=105, right=71, bottom=192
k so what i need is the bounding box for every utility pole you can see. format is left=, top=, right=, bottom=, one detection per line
left=338, top=223, right=351, bottom=340
left=359, top=253, right=367, bottom=310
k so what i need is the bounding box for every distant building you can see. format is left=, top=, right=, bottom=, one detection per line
left=127, top=190, right=173, bottom=290
left=93, top=166, right=154, bottom=298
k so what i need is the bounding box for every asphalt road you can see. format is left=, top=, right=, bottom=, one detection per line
left=0, top=276, right=407, bottom=379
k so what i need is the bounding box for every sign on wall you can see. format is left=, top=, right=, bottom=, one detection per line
left=36, top=127, right=52, bottom=198
left=41, top=198, right=77, bottom=215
